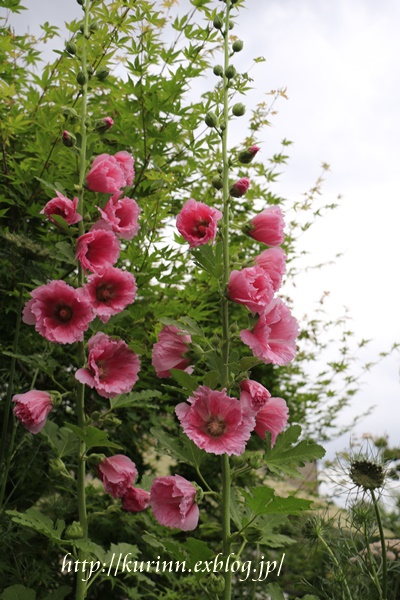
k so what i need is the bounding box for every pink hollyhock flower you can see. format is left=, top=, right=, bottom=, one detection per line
left=84, top=267, right=137, bottom=323
left=240, top=298, right=298, bottom=365
left=228, top=266, right=274, bottom=314
left=240, top=379, right=271, bottom=414
left=98, top=455, right=138, bottom=499
left=13, top=390, right=53, bottom=434
left=75, top=332, right=140, bottom=398
left=96, top=195, right=140, bottom=240
left=114, top=151, right=135, bottom=187
left=150, top=475, right=199, bottom=531
left=152, top=325, right=192, bottom=378
left=86, top=151, right=134, bottom=194
left=41, top=191, right=82, bottom=226
left=175, top=386, right=255, bottom=456
left=229, top=177, right=250, bottom=198
left=121, top=487, right=151, bottom=512
left=22, top=280, right=94, bottom=344
left=254, top=397, right=289, bottom=446
left=76, top=229, right=120, bottom=274
left=176, top=198, right=222, bottom=248
left=254, top=247, right=286, bottom=292
left=245, top=206, right=285, bottom=246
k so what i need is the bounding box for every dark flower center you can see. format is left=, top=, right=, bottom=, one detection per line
left=205, top=416, right=226, bottom=438
left=96, top=283, right=115, bottom=303
left=349, top=459, right=385, bottom=490
left=193, top=218, right=209, bottom=238
left=56, top=304, right=73, bottom=323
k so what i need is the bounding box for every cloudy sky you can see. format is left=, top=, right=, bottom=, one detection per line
left=6, top=0, right=400, bottom=463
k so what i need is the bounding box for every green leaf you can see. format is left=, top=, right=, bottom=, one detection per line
left=242, top=486, right=274, bottom=514
left=264, top=495, right=313, bottom=515
left=110, top=389, right=162, bottom=409
left=203, top=369, right=219, bottom=389
left=265, top=425, right=325, bottom=477
left=170, top=369, right=198, bottom=394
left=239, top=356, right=261, bottom=371
left=158, top=316, right=203, bottom=337
left=182, top=538, right=213, bottom=569
left=0, top=586, right=36, bottom=600
left=42, top=587, right=72, bottom=600
left=65, top=424, right=122, bottom=451
left=151, top=427, right=204, bottom=468
left=41, top=420, right=79, bottom=458
left=266, top=583, right=285, bottom=600
left=6, top=508, right=64, bottom=543
left=55, top=241, right=75, bottom=264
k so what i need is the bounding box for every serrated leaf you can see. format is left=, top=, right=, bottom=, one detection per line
left=65, top=424, right=122, bottom=451
left=0, top=586, right=36, bottom=600
left=170, top=368, right=198, bottom=394
left=41, top=420, right=79, bottom=458
left=239, top=356, right=261, bottom=370
left=110, top=389, right=162, bottom=409
left=265, top=425, right=325, bottom=477
left=7, top=508, right=64, bottom=543
left=55, top=241, right=75, bottom=264
left=203, top=370, right=219, bottom=389
left=182, top=538, right=213, bottom=568
left=158, top=316, right=202, bottom=337
left=151, top=427, right=204, bottom=468
left=242, top=486, right=274, bottom=514
left=266, top=583, right=285, bottom=600
left=264, top=495, right=313, bottom=515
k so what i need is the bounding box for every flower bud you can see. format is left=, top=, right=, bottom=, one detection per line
left=95, top=116, right=114, bottom=133
left=86, top=453, right=107, bottom=466
left=62, top=130, right=76, bottom=147
left=89, top=20, right=99, bottom=33
left=76, top=71, right=87, bottom=86
left=193, top=482, right=204, bottom=503
left=213, top=64, right=224, bottom=77
left=212, top=175, right=223, bottom=190
left=238, top=145, right=260, bottom=164
left=213, top=16, right=223, bottom=30
left=103, top=414, right=122, bottom=428
left=228, top=20, right=234, bottom=30
left=207, top=574, right=225, bottom=594
left=79, top=24, right=85, bottom=34
left=65, top=41, right=77, bottom=55
left=76, top=0, right=84, bottom=5
left=217, top=165, right=223, bottom=173
left=232, top=103, right=246, bottom=117
left=62, top=106, right=79, bottom=123
left=96, top=66, right=110, bottom=81
left=49, top=458, right=74, bottom=481
left=246, top=526, right=264, bottom=542
left=225, top=65, right=236, bottom=79
left=229, top=177, right=250, bottom=198
left=249, top=451, right=264, bottom=469
left=205, top=111, right=218, bottom=128
left=87, top=65, right=94, bottom=76
left=65, top=521, right=84, bottom=540
left=232, top=40, right=243, bottom=52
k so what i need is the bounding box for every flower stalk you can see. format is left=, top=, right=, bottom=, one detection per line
left=75, top=0, right=90, bottom=598
left=371, top=489, right=388, bottom=600
left=221, top=1, right=233, bottom=598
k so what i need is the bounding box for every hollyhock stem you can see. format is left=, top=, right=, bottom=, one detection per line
left=0, top=285, right=24, bottom=509
left=221, top=2, right=232, bottom=598
left=75, top=1, right=90, bottom=598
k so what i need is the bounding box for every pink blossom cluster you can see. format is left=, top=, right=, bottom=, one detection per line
left=19, top=151, right=141, bottom=432
left=229, top=205, right=298, bottom=366
left=98, top=455, right=199, bottom=530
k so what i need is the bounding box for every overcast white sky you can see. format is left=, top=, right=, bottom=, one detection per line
left=6, top=0, right=400, bottom=463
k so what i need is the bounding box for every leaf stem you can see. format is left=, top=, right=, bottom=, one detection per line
left=371, top=489, right=388, bottom=600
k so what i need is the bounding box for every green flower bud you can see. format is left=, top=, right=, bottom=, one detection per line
left=249, top=451, right=264, bottom=469
left=213, top=16, right=223, bottom=30
left=232, top=40, right=243, bottom=52
left=89, top=20, right=99, bottom=33
left=79, top=24, right=85, bottom=34
left=225, top=65, right=236, bottom=79
left=246, top=526, right=264, bottom=542
left=229, top=322, right=239, bottom=334
left=103, top=414, right=122, bottom=428
left=205, top=111, right=218, bottom=128
left=76, top=0, right=84, bottom=5
left=86, top=453, right=107, bottom=466
left=76, top=71, right=87, bottom=86
left=49, top=458, right=74, bottom=481
left=193, top=482, right=204, bottom=503
left=96, top=66, right=110, bottom=81
left=238, top=145, right=260, bottom=164
left=65, top=41, right=77, bottom=55
left=207, top=574, right=225, bottom=594
left=62, top=130, right=76, bottom=147
left=228, top=20, right=234, bottom=30
left=232, top=103, right=246, bottom=117
left=65, top=521, right=84, bottom=540
left=217, top=165, right=223, bottom=173
left=62, top=106, right=79, bottom=123
left=87, top=65, right=94, bottom=75
left=212, top=175, right=223, bottom=190
left=213, top=64, right=224, bottom=77
left=91, top=411, right=102, bottom=421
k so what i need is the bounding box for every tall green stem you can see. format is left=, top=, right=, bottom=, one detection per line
left=318, top=535, right=353, bottom=600
left=0, top=285, right=24, bottom=508
left=221, top=2, right=232, bottom=599
left=371, top=489, right=388, bottom=600
left=75, top=1, right=90, bottom=598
